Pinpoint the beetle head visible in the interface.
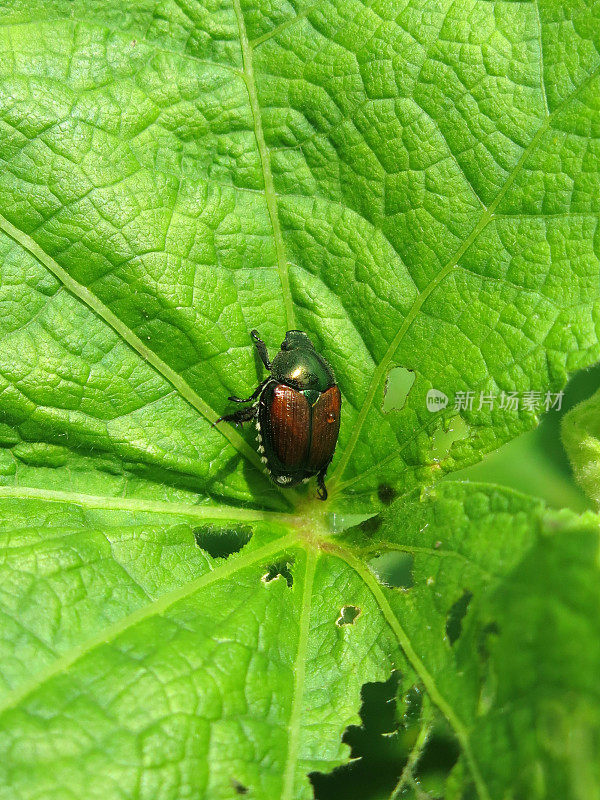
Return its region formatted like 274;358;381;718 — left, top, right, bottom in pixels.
281;330;314;351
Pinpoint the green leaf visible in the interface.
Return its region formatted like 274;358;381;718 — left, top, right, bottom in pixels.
0;0;598;507
339;484;600;800
0;495;398;799
1;483;598;799
0;0;599;798
471;512;600;800
563;385;600;509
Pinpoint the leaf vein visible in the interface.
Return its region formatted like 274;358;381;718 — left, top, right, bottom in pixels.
0;532;297;717
0;486;297;524
337;547;492;800
233;0;296;330
533;0;550;116
251;4;320;49
329;61;600;487
0;213;270;481
281;548;317;800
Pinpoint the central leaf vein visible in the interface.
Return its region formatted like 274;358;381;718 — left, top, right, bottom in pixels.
233;0;296;332
0;486;298;524
282;548;317;799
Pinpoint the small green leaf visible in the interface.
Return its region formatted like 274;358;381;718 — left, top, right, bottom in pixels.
563;386;600;509
471;512;600;800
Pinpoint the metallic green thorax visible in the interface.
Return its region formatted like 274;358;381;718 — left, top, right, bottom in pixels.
271;331;335;392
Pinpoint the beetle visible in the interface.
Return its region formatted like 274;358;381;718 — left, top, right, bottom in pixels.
215;329;341;500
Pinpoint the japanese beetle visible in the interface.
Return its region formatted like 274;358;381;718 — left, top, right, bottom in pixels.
216;330;341;500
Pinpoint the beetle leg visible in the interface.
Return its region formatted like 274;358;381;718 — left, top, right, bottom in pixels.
250;329;272;370
227;379;268;404
214;404;257;429
316;469;328;501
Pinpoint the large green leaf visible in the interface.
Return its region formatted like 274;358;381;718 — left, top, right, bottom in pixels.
0;0;599;797
0;0;598;506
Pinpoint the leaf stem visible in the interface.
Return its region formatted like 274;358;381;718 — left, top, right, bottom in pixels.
390;698;431;800
0;486;299;525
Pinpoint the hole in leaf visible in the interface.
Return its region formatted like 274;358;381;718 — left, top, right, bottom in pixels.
336;605;361;626
369;552;414;589
262;558;294;587
377;484;397;506
359;514;382;534
382;367;415;412
431;416;469;459
445;590;473;645
193;524;252;559
231;779;248;795
415;721;461;782
478;620;500;661
347;672;400;739
311;673;461;799
310;672;404;800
